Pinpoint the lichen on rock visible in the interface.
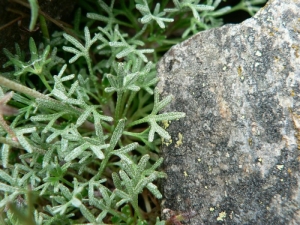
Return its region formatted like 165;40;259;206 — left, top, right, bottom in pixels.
158;0;300;224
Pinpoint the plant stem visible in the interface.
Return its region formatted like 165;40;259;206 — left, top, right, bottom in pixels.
122;91;136;118
86;57;102;99
0;136;46;154
61;178;74;188
0;116;16;140
132;196;143;220
0;75;96;129
0;75;50;100
86;58;94;77
93;152;112;180
114;91;123;124
39;73;53;92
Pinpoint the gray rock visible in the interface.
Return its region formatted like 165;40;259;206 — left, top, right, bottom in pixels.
157;0;300;224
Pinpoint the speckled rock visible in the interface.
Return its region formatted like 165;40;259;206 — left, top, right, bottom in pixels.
157;0;300;224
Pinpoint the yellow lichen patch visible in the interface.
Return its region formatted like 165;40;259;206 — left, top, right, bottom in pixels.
210;207;215;212
197;158;201;162
291;90;295;97
217;211;226;221
292;44;299;58
184;171;188;177
276;165;284;170
248;138;253;146
237;66;242;76
257;157;262;163
292;113;300;150
163;138;172;146
282;135;293;148
175;132;183;147
162;120;170;129
293;26;300;34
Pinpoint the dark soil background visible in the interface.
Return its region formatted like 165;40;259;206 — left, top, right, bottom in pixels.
0;0;266;72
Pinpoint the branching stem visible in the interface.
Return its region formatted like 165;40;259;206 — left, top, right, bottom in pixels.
0;75;50;100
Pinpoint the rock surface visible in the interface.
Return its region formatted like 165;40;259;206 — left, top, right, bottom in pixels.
157;0;300;224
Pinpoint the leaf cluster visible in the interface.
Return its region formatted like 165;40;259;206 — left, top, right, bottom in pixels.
0;0;266;224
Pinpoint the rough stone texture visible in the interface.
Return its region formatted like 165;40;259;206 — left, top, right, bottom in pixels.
157;0;300;224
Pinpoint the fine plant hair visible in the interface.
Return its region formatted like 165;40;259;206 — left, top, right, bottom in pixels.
0;0;266;224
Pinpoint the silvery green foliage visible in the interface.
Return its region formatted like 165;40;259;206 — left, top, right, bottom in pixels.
136;0;174;28
164;0;215;21
0;0;266;224
0;31;174;225
129;88;185;142
3;38;64;91
63;27;100;64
